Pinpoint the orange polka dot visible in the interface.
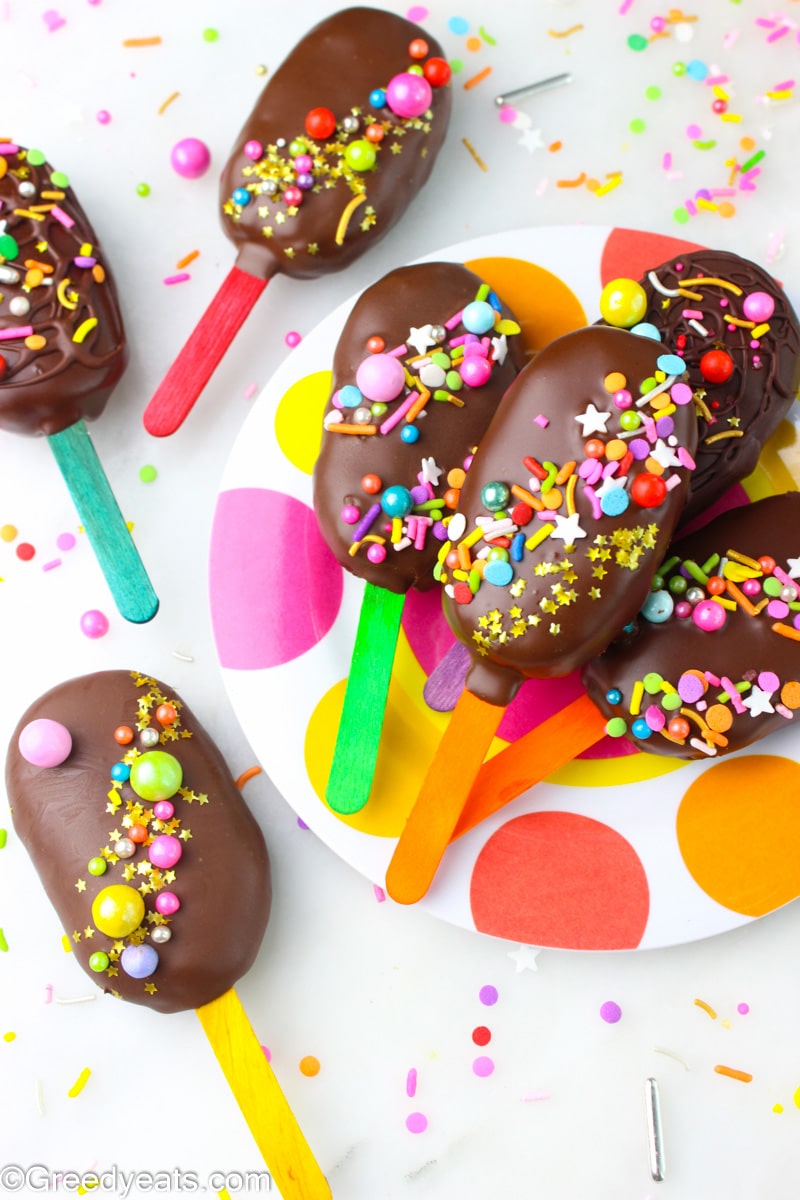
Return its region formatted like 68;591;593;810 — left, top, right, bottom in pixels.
299;1055;320;1077
740;136;756;152
470;812;649;949
466;35;482;51
676;756;800;916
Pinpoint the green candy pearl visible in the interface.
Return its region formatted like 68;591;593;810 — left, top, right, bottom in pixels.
129;750;183;803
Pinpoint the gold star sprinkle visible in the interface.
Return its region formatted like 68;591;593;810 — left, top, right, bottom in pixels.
83;926;94;939
144;983;158;995
75;879;86;893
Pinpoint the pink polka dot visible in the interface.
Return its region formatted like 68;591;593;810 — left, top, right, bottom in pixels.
210;488;343;669
471;812;649;949
473;1056;495;1077
406;1111;428;1133
686;124;703;139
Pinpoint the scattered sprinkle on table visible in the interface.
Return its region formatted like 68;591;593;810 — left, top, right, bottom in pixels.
67;1067;92;1097
479;984;498;1006
600;1000;622;1023
405;1111;428;1133
714;1064;752;1083
299;1055;320;1077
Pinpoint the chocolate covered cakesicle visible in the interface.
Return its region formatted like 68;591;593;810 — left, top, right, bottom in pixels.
584;492;800;759
0;142;158;622
386;324;698;903
314;261;523;813
144;6;452;436
8;670;330;1198
636;249;800;525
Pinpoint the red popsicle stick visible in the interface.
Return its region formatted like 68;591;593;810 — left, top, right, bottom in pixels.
453;692;607;839
385;690;505;905
143;266;270;436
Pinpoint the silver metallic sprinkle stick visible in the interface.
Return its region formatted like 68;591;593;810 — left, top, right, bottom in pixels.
645;1077;666;1182
494;72;573;107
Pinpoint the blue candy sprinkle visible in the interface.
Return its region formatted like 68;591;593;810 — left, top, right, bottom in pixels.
686;59;708;81
511;532;525;562
232;187;251;207
605;688;622;705
448;15;469;34
484;560;514;587
631;718;652;739
657;353;687;376
630;322;661;341
400;425;420;444
110;762;131;782
640;589;675;623
339;384;363;408
600;487;630;517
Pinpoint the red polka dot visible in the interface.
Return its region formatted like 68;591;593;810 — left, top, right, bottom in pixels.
16;543;35;561
470;812;649;949
472;1026;492;1046
600;228;701;288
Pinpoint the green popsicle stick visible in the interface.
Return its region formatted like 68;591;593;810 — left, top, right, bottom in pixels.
48;420;159;624
325;582;405;814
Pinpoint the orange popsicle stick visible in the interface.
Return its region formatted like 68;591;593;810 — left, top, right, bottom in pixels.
385;690;505;905
453;692;607;840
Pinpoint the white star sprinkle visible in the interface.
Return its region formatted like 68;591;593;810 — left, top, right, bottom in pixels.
406;324;437;355
594;474;627;502
787;556;800;579
574;403;612;437
648;438;682;470
491;333;508;365
508;945;541;973
743;685;775;718
420;456;443;486
518;128;544;153
551;512;587;543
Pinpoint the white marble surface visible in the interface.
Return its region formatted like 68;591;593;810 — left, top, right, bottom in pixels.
1;2;800;1197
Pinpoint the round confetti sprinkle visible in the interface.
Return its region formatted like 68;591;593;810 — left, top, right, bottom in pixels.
16;543;35;561
449;59;464;74
406;1112;428;1133
600;1001;622;1024
299;1055;320;1077
645;85;662;100
737;1003;750;1015
3;1032;16;1043
96;110;111;124
472;1026;492;1046
0;524;17;542
499;105;517;123
479;984;498;1006
627;33;648;51
136;183;151;197
285;330;302;348
80;609;109;639
406;7;429;21
473;1056;495;1077
673;207;690;225
629;118;646;134
202;27;219;41
56;532;76;551
448;15;469;35
139;465;157;483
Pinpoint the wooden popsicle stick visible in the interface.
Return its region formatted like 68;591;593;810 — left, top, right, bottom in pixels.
47;420;159;624
422;642;470;713
197;988;332;1200
326;582;405;814
385;690;505;905
143;266;269;437
453;692;607;839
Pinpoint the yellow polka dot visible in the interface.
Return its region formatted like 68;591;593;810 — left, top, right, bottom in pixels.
3;1032;16;1043
677;757;800;916
465;257;587;356
274;370;331;475
299;1055;320;1077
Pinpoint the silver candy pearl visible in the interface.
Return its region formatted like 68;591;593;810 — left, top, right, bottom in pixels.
430;324;446;344
139;728;160;748
150;926;172;944
114;838;136;860
352;406;373;425
780;585;797;602
342;115;360;134
262;179;278;196
18;181;36;197
276;137;286;148
686;586;705;606
9;297;30;317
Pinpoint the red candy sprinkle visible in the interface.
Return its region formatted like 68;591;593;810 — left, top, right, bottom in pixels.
453;582;473;605
156;703;178;726
472;1026;492;1046
114;726;134;745
365;123;385;143
511;502;533;525
667;717;691;740
423;57;452;88
305;107;336;140
707;575;726;595
631;472;667;508
408;37;429;58
584;439;605;459
758;555;776;575
361;473;382;494
0;354;7;379
699;348;734;384
129;824;148;844
366;336;385;354
16;542;35;561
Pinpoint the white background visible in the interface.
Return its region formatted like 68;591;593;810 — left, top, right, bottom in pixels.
1;2;800;1198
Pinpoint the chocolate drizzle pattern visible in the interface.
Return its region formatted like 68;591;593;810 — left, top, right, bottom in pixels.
638;249;800;525
584;493;800;760
0;142;126;436
441;326;699;707
313;262;524;594
219;8;451;282
7;671;271;1015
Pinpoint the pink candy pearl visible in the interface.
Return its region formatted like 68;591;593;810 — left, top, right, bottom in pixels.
741;578;761;596
153;800;175;820
742;291;775;323
356;353;405;402
614;389;632;409
385;72;433;119
170;137;211;179
244;139;263;160
341;504;360;524
692;598;727;632
18;718;72;768
148;834;183;869
80;609;109;638
293;154;313;173
155;891;181;916
460;357;492;388
367;543;387;564
675;601;692;619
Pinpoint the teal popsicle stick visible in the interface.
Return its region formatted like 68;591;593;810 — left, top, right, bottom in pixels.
48;420;159;624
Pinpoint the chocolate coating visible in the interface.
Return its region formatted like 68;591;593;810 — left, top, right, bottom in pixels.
313;262;524;594
637;250;800;525
7;671;271;1014
583;493;800;760
219;8;451;282
443;326;699;707
0;144;126;436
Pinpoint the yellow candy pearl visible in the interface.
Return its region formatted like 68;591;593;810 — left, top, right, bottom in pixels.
91;885;145;938
599;278;648;328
